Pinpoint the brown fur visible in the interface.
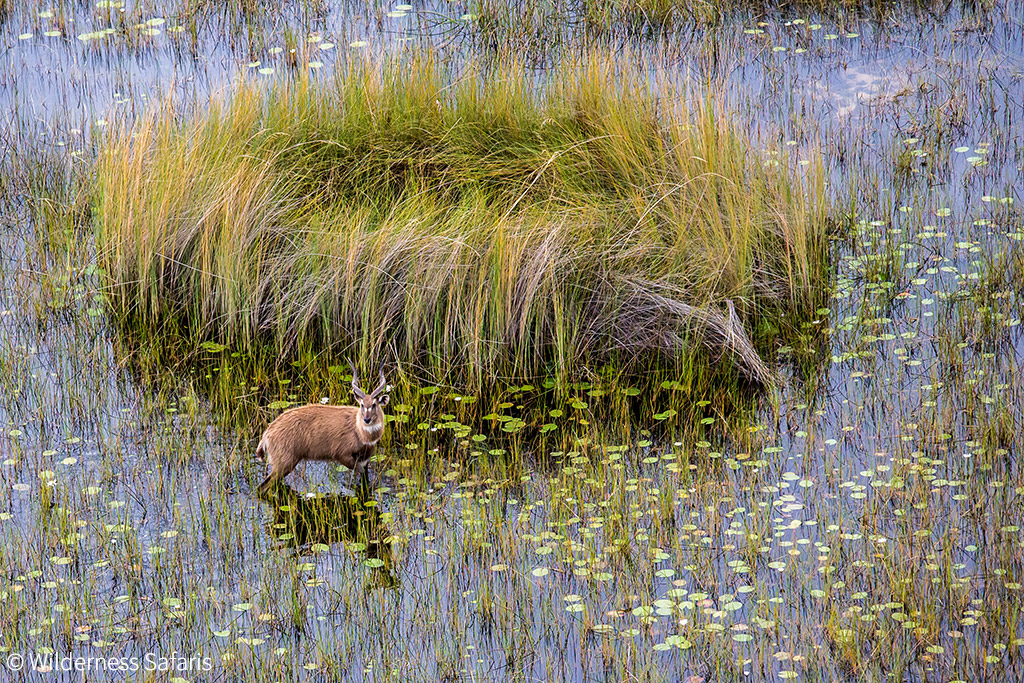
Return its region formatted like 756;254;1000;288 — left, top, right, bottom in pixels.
256;398;387;494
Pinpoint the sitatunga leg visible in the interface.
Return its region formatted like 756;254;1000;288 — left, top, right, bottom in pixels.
257;460;297;495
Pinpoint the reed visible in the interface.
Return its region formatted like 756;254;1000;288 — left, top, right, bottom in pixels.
94;54;830;392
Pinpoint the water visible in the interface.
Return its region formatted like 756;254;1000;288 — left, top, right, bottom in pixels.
1;2;1022;681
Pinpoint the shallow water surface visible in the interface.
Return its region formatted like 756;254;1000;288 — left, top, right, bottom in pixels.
1;2;1023;681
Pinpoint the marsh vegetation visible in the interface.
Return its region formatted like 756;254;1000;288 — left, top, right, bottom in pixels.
1;1;1022;682
95;57;829;392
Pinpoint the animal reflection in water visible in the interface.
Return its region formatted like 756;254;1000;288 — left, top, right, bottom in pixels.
261;483;397;588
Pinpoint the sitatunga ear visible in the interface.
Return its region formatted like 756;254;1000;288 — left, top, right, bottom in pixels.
378;394;390;406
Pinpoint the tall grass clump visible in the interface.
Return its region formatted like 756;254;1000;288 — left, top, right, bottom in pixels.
93;55;830;394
